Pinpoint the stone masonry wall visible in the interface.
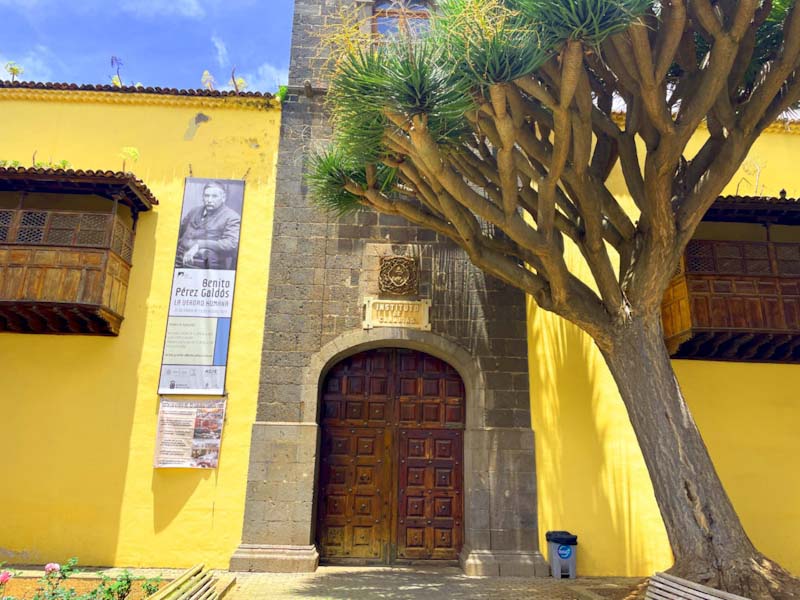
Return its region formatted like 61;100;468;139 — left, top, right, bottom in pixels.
231;0;545;576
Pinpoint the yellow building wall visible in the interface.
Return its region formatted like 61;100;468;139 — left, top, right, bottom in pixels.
529;128;800;577
0;90;280;568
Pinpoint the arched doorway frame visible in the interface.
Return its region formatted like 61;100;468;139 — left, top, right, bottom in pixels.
300;328;486;429
302;327;494;572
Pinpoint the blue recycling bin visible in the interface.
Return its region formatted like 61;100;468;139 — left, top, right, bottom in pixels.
546;530;578;579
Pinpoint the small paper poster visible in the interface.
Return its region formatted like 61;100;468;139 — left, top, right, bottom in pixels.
154;398;226;469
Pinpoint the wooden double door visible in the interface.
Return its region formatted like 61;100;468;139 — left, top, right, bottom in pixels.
316;348;465;564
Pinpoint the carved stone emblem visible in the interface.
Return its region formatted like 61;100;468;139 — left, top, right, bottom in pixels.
379;256;419;296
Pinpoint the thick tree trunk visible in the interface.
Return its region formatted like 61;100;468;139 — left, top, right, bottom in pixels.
600;314;800;599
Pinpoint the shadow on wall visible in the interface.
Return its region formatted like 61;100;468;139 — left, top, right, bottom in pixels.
151;469;214;533
673;360;800;573
0;211;158;567
430;244;491;355
527;299;673;577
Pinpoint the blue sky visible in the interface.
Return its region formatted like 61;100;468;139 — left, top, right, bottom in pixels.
0;0;294;92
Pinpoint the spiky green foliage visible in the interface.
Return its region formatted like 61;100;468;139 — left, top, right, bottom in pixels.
329;38;475;166
432;0;551;84
328;46;392;163
320;34;476;213
307;148;367;215
308;147;397;216
382;39;475;123
511;0;651;46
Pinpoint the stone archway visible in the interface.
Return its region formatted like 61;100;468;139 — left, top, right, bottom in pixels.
231;327;548;577
301;328;487;429
304;328;547;576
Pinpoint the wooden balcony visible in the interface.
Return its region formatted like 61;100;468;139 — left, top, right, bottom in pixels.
0;208;135;335
662;239;800;362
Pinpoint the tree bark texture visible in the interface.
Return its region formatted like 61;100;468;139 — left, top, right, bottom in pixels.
600;314;800;599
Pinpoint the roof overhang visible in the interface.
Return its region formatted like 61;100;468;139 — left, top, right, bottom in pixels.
704;195;800;226
0;167;158;213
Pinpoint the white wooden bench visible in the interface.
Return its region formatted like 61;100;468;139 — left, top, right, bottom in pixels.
646;572;751;600
149;564;235;600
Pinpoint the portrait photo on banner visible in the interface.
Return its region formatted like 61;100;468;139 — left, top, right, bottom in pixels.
174;178;245;271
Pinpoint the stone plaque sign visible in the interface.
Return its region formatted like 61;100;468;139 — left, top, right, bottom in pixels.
363;297;431;330
379;256;419;296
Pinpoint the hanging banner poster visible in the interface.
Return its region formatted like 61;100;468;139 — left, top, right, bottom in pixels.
158;178;245;395
154;398;226;469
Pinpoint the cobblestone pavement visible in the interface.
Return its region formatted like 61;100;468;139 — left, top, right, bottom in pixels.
225;566;645;600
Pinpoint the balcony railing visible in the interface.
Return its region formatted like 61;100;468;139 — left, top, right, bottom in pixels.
0;208;135;335
662;240;800;362
0;208;134;262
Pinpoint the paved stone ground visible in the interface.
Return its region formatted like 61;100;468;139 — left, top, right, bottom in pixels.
6;565;646;599
225;566;645;600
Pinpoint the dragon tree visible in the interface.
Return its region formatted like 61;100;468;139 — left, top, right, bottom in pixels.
309;0;800;596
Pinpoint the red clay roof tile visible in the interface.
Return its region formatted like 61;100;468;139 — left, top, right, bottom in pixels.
0;80;273;99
